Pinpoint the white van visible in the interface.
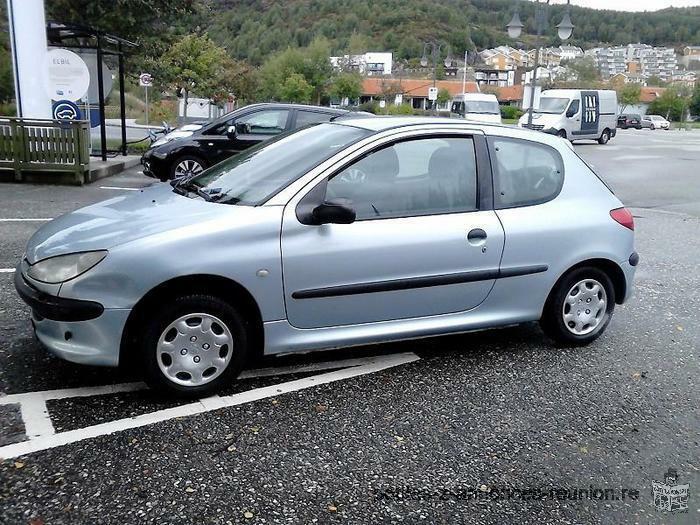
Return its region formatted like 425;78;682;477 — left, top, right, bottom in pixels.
518;89;618;144
450;93;502;124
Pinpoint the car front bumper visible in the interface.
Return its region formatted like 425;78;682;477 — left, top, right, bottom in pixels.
15;270;128;367
141;149;170;179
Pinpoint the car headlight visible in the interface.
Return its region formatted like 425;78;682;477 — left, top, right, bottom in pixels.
27;251;108;284
152;130;194;148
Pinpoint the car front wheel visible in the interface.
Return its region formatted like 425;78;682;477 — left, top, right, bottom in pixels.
142;294;248;398
170;155;207;180
540;267;615;346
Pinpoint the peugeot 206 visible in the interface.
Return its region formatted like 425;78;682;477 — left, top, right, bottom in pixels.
15;118;638;397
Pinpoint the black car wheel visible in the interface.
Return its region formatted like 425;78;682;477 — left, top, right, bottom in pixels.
170;155;207;180
540;266;615;346
142;294;248;398
598;129;610;145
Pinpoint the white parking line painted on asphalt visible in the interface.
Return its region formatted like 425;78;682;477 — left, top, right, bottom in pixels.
0;218;52;222
99;186;142;191
0;269;16;273
0;352;420;458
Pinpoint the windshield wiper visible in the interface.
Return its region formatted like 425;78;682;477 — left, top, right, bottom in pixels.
172;179;215;201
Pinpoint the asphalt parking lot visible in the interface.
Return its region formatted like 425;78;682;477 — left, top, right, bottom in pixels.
0;129;698;524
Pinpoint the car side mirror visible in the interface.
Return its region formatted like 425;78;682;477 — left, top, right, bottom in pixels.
313;199;356;225
226;125;237;139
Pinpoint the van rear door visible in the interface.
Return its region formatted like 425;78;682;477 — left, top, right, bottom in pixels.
580;91;600;137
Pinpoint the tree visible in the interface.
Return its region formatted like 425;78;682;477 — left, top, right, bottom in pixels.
646;75;667;87
648;87;688;121
562;57;600;83
329;73;362;104
689;84;700;116
437;88;451;106
160;34;232;118
278;73;313;103
46;0;204;75
258;37;334;103
617;83;642;114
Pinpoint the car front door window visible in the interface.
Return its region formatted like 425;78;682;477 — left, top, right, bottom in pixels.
326;137;478;220
236;110;290;135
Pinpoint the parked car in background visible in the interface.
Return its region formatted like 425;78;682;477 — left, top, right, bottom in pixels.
450;93;502;124
519;89;618;144
642;114;670;130
141;103;352;180
17;118;637;398
617;114;642;129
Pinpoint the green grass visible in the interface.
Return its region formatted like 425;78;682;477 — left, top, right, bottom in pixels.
502;118;518;125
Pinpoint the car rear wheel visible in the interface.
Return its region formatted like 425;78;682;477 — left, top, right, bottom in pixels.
598;129;610;144
540;267;615;346
556;129;567;139
142;294;248;398
170;155;206;180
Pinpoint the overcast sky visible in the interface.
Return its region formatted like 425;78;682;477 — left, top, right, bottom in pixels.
547;0;699;10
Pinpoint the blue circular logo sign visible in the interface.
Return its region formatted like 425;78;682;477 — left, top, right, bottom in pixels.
52;100;82;121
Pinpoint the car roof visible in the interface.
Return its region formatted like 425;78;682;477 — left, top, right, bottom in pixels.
236;102;347;114
332;116;570;150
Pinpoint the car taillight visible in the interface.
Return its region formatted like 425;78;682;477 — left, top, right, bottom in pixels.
610;207;634;230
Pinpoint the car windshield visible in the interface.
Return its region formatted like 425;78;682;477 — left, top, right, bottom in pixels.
183;123;370;205
537;97;570;114
464;100;500;114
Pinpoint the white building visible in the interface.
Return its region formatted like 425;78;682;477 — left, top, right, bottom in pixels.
559;45;584;62
587;44;678;81
330;52;393;76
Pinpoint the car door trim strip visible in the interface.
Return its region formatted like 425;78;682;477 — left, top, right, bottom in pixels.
291;264;548;299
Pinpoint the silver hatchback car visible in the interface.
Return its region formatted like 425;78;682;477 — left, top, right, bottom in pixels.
16;118;638;397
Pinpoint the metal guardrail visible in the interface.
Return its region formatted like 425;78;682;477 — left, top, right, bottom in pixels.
0;117;90;184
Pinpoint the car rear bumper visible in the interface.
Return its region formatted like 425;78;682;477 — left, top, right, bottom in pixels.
619;252;639;304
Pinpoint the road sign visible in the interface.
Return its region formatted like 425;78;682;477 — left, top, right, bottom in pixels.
428;87;438;101
45;49;90;102
52;100;82;121
139;73;153;87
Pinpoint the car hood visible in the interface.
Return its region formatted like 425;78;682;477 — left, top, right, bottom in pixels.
25;184;239;264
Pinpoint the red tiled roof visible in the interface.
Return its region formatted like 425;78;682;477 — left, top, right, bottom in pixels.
491;85;524;102
640;86;666;103
361;78;479;97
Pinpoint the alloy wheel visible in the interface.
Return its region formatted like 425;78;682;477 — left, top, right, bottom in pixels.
174;159;204;179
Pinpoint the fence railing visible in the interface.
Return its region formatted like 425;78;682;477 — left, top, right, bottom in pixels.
0;117;90;184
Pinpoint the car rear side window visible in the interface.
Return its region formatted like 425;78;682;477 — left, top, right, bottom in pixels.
491;137;564;209
295;110;334;128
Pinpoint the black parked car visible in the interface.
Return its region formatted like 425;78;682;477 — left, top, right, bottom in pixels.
617;114;643;129
142;103;352;180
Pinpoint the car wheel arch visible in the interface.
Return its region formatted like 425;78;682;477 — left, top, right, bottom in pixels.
546;258;627;310
119;274;264;367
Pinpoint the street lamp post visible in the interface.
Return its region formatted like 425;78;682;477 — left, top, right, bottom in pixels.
507;0;574;127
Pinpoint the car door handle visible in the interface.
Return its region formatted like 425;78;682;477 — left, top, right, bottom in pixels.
467;228;487;246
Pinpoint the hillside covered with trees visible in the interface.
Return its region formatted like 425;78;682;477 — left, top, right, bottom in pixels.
207;0;700;64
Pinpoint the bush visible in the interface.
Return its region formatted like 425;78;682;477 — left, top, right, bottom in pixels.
358;101;380;114
0;102;16;116
500;105;523;120
384;103;415;115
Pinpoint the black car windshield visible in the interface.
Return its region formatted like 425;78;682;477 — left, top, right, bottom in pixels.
536;97;570;114
185;124;370;205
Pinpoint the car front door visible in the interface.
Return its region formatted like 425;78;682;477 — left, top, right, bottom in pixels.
280;132;505;329
199;108;291;164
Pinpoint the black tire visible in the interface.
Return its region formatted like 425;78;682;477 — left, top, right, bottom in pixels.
597;129;610;145
556;129;567;139
168;155;207;180
540;266;615;346
650;124;655;130
142;294;248;398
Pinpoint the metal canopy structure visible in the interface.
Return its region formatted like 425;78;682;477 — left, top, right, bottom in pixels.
46;21;137;161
